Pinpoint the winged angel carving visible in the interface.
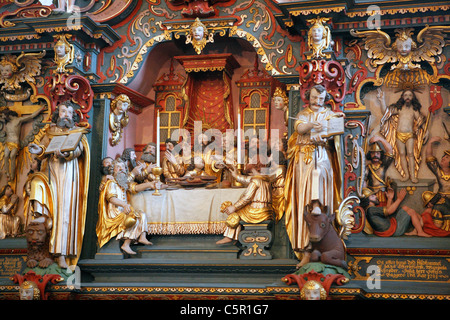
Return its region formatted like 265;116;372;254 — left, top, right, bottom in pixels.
350;25;450;71
0;51;45;94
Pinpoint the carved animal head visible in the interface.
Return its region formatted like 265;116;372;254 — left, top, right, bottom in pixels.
304;202;334;242
305;213;335;242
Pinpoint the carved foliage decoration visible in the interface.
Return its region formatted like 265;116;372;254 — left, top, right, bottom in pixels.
299;59;346;110
44;74;93;127
12;270;62;300
101;1;301;84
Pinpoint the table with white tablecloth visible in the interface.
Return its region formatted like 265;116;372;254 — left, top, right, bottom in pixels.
130;187;245;235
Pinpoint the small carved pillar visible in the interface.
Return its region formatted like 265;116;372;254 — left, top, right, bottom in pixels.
238;220;274;260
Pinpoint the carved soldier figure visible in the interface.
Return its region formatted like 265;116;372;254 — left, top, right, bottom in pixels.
424;136;450;196
360;187;430;237
364;135;394;206
421;191;450;237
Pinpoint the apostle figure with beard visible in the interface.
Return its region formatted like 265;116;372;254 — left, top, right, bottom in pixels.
139;142;158;182
284;84;343;265
28;101;90;268
97;158;154;255
99;156;114;190
162;138;185;180
122;147;138;173
122;147;153;183
140;142;156;165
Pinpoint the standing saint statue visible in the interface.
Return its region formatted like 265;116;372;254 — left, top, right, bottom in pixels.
379;89;428;183
28;100;90;269
284;84;343;264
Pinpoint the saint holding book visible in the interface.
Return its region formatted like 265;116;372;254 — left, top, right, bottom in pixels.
284;84;343;266
28;100;90;269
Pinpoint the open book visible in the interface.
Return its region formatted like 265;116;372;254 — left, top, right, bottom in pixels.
310;116;344;139
45;132;82;154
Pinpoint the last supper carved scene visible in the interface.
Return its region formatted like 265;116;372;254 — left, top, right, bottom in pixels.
0;0;448;302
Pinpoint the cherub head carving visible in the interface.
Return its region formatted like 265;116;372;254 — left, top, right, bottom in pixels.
272;87;289;127
0;52;45;92
300;280;327;300
392;28;417;57
272;87;288;111
53;34;74;73
306;17;333;59
0;56;18;80
186;18;213;55
351;25;450;70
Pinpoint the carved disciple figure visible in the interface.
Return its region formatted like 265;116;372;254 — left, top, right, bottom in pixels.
28;101;90;268
379;89;427;183
109;94;131;146
97;159;153;255
162;138;185;179
306;17;333;59
216;162;273;244
0;184;20;239
272;87;289;128
284;84;343;264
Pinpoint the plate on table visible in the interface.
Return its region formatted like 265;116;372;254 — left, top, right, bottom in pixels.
179;181;210;188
